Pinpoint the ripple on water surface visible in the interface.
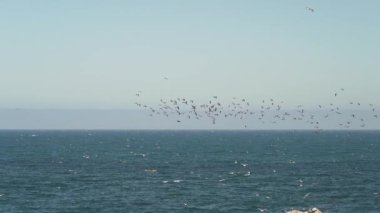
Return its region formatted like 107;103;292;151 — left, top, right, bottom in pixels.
0;130;380;212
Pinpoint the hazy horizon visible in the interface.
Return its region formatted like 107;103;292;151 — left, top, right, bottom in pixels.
0;108;378;130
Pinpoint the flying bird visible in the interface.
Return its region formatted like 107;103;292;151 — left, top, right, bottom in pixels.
306;7;315;12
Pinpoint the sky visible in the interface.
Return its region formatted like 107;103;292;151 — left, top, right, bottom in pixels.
0;0;379;129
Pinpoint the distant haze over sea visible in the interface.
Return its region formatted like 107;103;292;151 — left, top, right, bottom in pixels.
0;109;378;130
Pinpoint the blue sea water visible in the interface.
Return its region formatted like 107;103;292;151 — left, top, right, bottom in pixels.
0;130;380;212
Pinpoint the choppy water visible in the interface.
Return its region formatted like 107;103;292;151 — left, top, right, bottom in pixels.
0;130;380;212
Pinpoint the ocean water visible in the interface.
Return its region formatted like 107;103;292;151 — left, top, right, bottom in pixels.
0;130;380;213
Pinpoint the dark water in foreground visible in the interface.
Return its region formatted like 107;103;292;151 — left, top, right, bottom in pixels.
0;130;380;212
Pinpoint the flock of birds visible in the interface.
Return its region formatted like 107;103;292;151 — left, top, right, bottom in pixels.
134;80;378;130
133;7;380;130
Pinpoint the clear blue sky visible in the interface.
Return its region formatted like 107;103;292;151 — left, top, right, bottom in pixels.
0;1;379;129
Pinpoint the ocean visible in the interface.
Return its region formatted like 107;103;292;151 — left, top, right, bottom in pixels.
0;130;379;212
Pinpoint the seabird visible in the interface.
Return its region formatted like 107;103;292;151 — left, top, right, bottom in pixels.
306;7;315;12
